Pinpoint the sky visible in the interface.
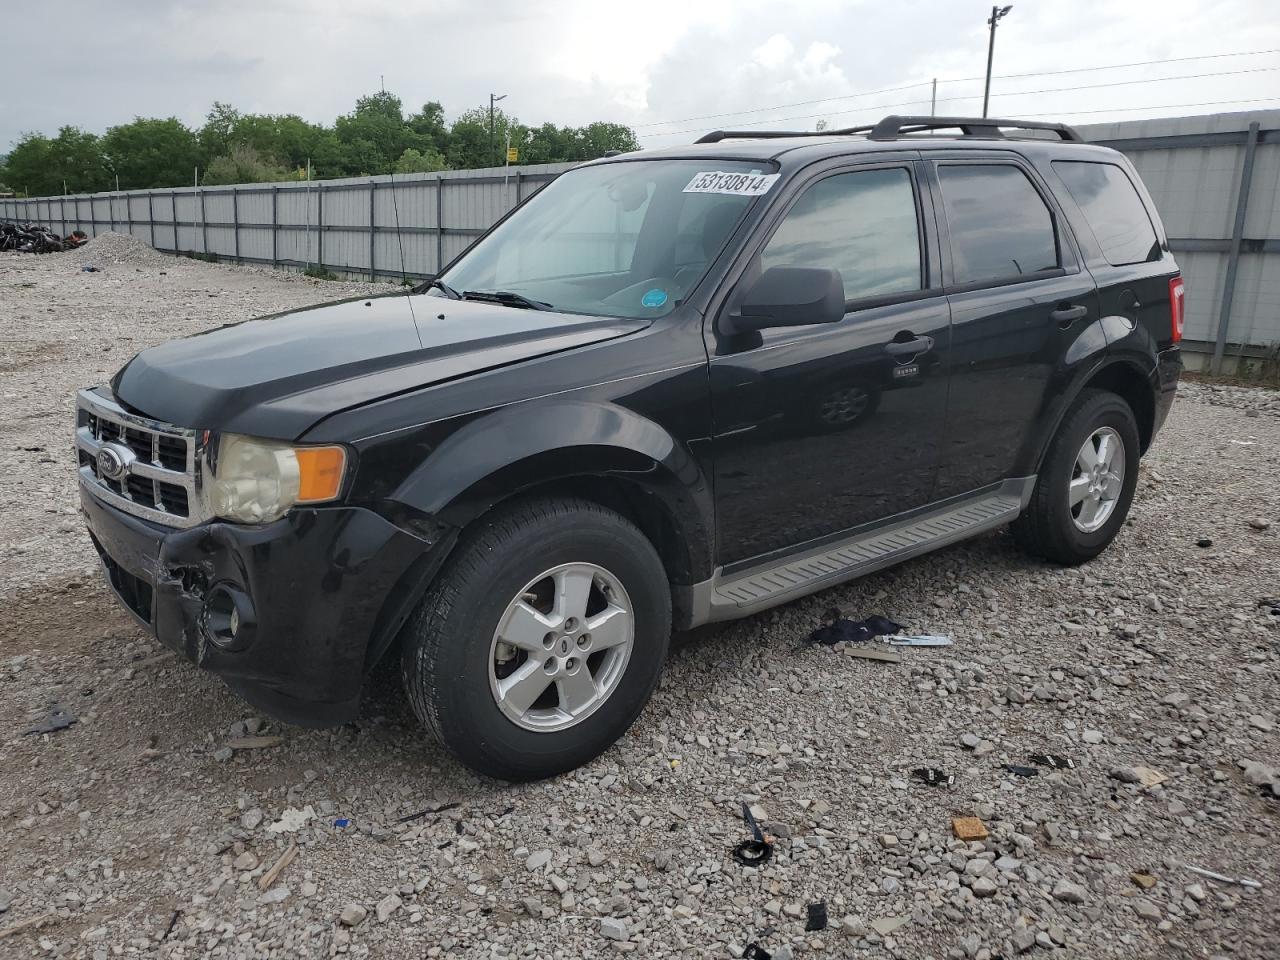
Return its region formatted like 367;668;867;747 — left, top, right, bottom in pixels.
3;0;1280;152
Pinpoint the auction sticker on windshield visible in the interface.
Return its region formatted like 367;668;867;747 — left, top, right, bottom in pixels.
683;171;780;196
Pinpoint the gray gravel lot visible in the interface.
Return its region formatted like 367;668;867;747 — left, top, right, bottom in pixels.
1;236;1278;959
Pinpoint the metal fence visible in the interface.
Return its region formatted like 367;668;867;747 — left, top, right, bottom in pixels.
0;162;575;282
4;110;1280;373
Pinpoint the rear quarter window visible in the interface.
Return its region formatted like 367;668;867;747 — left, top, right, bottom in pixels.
1052;160;1160;267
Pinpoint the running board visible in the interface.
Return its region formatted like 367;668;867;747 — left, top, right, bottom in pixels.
687;478;1033;626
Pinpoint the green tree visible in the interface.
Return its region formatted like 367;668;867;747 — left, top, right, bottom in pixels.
198;101;241;160
202;144;290;185
101;117;202;189
334;91;430;174
393;146;447;174
407;101;450;155
446;106;519;169
576;122;639;158
1;127;109;196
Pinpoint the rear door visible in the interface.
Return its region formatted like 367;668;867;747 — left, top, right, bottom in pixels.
1048;157;1180;349
707;157;952;567
923;155;1099;500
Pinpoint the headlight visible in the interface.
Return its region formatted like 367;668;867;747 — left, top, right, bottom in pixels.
206;433;347;524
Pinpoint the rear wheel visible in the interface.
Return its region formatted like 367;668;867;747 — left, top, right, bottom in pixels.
401;498;670;781
1012;389;1140;565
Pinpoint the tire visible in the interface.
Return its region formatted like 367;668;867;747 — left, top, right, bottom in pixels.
400;497;671;781
1012;389;1141;565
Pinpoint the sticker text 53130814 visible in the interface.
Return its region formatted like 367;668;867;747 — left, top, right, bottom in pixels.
683;171;780;197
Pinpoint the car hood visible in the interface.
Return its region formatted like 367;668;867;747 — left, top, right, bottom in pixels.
111;293;649;439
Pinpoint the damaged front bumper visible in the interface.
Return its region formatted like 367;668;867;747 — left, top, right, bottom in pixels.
79;483;439;726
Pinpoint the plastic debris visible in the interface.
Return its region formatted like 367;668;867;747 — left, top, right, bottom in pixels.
225;736;283;750
912;767;955;788
266;806;315;833
1196;538;1213;548
952;816;989;841
333;818;351;829
809;615;903;646
885;634;953;647
845;646;902;663
1184;864;1262;889
805;902;829;932
742;944;772;959
24;704;77;736
1030;753;1075;770
80;264;100;272
731;801;774;867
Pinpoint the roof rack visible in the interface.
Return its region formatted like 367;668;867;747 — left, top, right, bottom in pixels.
695;114;1084;144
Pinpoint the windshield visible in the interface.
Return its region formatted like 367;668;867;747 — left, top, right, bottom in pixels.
437;159;777;319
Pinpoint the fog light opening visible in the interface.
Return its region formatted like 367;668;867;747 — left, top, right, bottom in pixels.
204;584;255;652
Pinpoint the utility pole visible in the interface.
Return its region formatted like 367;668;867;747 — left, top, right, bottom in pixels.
983;5;1012;118
489;92;507;167
930;77;937;116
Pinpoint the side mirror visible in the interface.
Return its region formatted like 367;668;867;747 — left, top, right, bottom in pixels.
730;266;845;333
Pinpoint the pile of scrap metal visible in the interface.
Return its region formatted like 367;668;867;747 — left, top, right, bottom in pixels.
0;223;88;253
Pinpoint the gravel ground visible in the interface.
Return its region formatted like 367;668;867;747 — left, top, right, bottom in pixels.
1;236;1278;960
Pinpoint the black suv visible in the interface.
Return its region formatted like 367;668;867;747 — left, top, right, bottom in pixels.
76;116;1183;780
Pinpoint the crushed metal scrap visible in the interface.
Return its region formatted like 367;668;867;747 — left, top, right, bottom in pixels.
0;223;89;253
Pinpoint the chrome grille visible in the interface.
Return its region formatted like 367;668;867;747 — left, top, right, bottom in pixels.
75;388;206;528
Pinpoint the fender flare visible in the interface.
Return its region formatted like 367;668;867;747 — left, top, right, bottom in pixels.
389;399;714;582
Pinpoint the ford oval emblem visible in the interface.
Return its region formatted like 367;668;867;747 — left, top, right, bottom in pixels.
97;446;126;480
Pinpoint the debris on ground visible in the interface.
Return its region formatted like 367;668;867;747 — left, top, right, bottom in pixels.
0;223;88;254
395;801;460;823
1131;871;1158;889
1030;753;1074;770
809;615;903;645
868;916;909;936
805;902;828;931
23;703;77;735
1110;765;1168;788
266;806;315;833
912;767;954;788
0;911;56;940
258;843;298;891
952;816;989;841
1184;865;1263;889
844;646;903;663
885;634;953;646
731;802;774;866
742;943;772;959
225;735;283;750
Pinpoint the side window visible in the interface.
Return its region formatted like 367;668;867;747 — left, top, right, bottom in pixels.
936;164;1059;285
760;167;922;301
1053;160;1159;266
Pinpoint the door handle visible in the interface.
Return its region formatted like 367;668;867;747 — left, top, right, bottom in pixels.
1050;304;1088;326
885;334;934;357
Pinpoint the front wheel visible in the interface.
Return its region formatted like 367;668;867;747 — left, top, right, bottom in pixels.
400;498;671;781
1012;389;1141;565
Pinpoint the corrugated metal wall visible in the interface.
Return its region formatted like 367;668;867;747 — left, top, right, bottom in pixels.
4;111;1278;370
0;163;574;280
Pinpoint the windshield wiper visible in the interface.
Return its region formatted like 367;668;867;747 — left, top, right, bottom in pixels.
413;277;462;298
462;290;554;311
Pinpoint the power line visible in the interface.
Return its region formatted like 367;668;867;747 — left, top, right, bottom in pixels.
1007;96;1280;118
634;46;1280;133
639;66;1280;140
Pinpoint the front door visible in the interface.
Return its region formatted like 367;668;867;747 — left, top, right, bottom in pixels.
707;160;952;568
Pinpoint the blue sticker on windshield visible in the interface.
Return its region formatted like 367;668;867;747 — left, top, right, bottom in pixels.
641;288;668;308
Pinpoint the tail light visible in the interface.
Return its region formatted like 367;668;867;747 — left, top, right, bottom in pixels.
1168;275;1185;343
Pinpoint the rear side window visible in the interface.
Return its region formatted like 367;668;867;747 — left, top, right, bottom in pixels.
1053;160;1160;266
936;164;1059;285
760;167;922;301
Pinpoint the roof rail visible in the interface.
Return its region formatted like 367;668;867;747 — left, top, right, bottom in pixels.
866;115;1083;142
695;114;1083;145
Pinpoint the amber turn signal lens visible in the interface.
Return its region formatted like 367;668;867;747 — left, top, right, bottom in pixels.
294;446;347;503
